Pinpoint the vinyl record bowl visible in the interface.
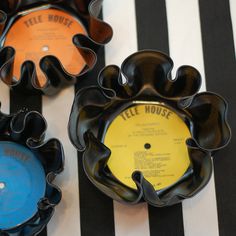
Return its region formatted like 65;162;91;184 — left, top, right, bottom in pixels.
0;0;113;96
68;50;231;207
0;103;64;235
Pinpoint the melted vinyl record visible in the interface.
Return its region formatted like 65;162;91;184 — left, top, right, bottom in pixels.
4;8;87;87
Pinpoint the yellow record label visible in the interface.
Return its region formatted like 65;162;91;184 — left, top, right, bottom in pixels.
104;104;191;190
4;8;87;87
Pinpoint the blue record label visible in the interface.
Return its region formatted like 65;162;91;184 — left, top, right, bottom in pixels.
0;141;46;230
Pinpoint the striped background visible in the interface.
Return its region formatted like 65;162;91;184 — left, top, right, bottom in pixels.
1;0;236;235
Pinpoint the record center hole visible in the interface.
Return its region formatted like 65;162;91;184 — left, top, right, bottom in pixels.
42;45;49;52
144;143;151;150
0;182;5;190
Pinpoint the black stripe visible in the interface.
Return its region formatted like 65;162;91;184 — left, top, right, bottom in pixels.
10;92;42;113
135;0;169;53
135;0;184;235
74;12;115;236
149;205;184;236
199;1;236;235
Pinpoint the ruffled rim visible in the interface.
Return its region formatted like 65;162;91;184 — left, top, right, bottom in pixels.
0;102;64;234
68;50;231;206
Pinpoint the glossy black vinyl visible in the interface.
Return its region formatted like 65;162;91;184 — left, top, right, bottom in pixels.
0;102;64;236
68;50;231;206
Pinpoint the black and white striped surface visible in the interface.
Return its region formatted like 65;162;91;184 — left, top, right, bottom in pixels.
1;0;236;235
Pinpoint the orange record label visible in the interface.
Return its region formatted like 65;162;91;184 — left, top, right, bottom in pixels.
4;8;87;87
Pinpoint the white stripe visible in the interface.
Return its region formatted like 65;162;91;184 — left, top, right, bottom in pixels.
166;0;219;236
113;203;150;236
103;1;150;236
43;88;81;236
230;0;236;57
0;84;9;113
103;0;138;65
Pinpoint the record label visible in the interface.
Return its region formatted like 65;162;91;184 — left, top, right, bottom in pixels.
4;8;87;87
0;142;46;230
104;104;191;190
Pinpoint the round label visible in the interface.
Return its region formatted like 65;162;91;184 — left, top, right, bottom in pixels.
0;142;46;230
4;8;87;87
104;104;191;190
